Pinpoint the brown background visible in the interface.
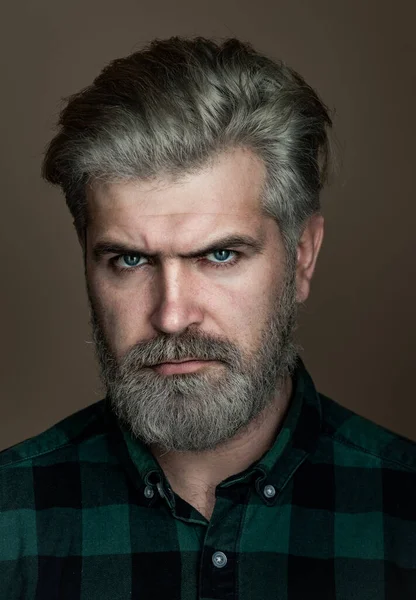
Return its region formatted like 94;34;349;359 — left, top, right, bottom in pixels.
1;0;415;451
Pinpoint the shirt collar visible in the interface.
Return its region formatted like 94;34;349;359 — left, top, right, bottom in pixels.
250;355;322;504
104;355;322;507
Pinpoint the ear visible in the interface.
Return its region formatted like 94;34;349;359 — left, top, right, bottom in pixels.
295;214;324;304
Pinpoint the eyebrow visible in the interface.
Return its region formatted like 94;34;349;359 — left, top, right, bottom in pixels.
92;234;266;262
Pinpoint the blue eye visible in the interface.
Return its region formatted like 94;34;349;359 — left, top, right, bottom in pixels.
208;250;234;263
123;255;140;267
117;254;146;269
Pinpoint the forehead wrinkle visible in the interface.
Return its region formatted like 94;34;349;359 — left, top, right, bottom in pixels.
92;181;262;214
104;208;262;238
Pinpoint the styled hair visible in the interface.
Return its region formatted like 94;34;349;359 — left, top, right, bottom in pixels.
42;36;333;253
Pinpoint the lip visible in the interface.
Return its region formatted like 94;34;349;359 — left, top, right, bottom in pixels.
151;359;217;375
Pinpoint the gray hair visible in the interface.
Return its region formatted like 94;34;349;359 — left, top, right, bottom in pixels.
42;36;333;253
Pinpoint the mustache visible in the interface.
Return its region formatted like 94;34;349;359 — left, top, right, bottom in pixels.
104;329;244;371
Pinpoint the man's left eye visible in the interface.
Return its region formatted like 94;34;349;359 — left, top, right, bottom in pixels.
207;250;234;262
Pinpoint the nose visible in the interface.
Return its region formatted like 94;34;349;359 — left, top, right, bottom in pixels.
149;261;204;335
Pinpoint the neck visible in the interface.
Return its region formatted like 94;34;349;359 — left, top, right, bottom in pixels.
151;375;293;520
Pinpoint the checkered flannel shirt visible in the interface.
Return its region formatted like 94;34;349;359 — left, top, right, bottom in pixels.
1;357;416;599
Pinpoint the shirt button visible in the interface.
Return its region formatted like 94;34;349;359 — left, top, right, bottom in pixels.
144;485;154;499
212;551;228;568
264;484;276;498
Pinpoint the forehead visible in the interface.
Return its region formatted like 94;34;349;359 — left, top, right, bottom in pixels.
86;148;269;247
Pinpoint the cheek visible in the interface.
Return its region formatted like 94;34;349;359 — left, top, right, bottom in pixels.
88;274;148;353
223;271;278;350
109;295;153;354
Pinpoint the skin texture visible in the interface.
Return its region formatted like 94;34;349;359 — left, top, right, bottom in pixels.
84;147;324;518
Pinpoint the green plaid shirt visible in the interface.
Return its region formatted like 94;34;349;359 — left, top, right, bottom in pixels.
1;358;415;599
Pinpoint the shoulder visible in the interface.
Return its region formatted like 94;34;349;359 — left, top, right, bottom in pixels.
318;393;416;472
0;400;108;470
0;400;115;569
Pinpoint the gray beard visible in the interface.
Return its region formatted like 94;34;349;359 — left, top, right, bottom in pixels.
88;266;299;452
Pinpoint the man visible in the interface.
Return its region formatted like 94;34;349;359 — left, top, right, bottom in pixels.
1;36;415;600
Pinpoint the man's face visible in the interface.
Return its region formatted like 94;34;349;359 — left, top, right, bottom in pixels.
85;148;300;451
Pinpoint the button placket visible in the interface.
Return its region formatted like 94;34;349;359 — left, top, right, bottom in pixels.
199;483;250;599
